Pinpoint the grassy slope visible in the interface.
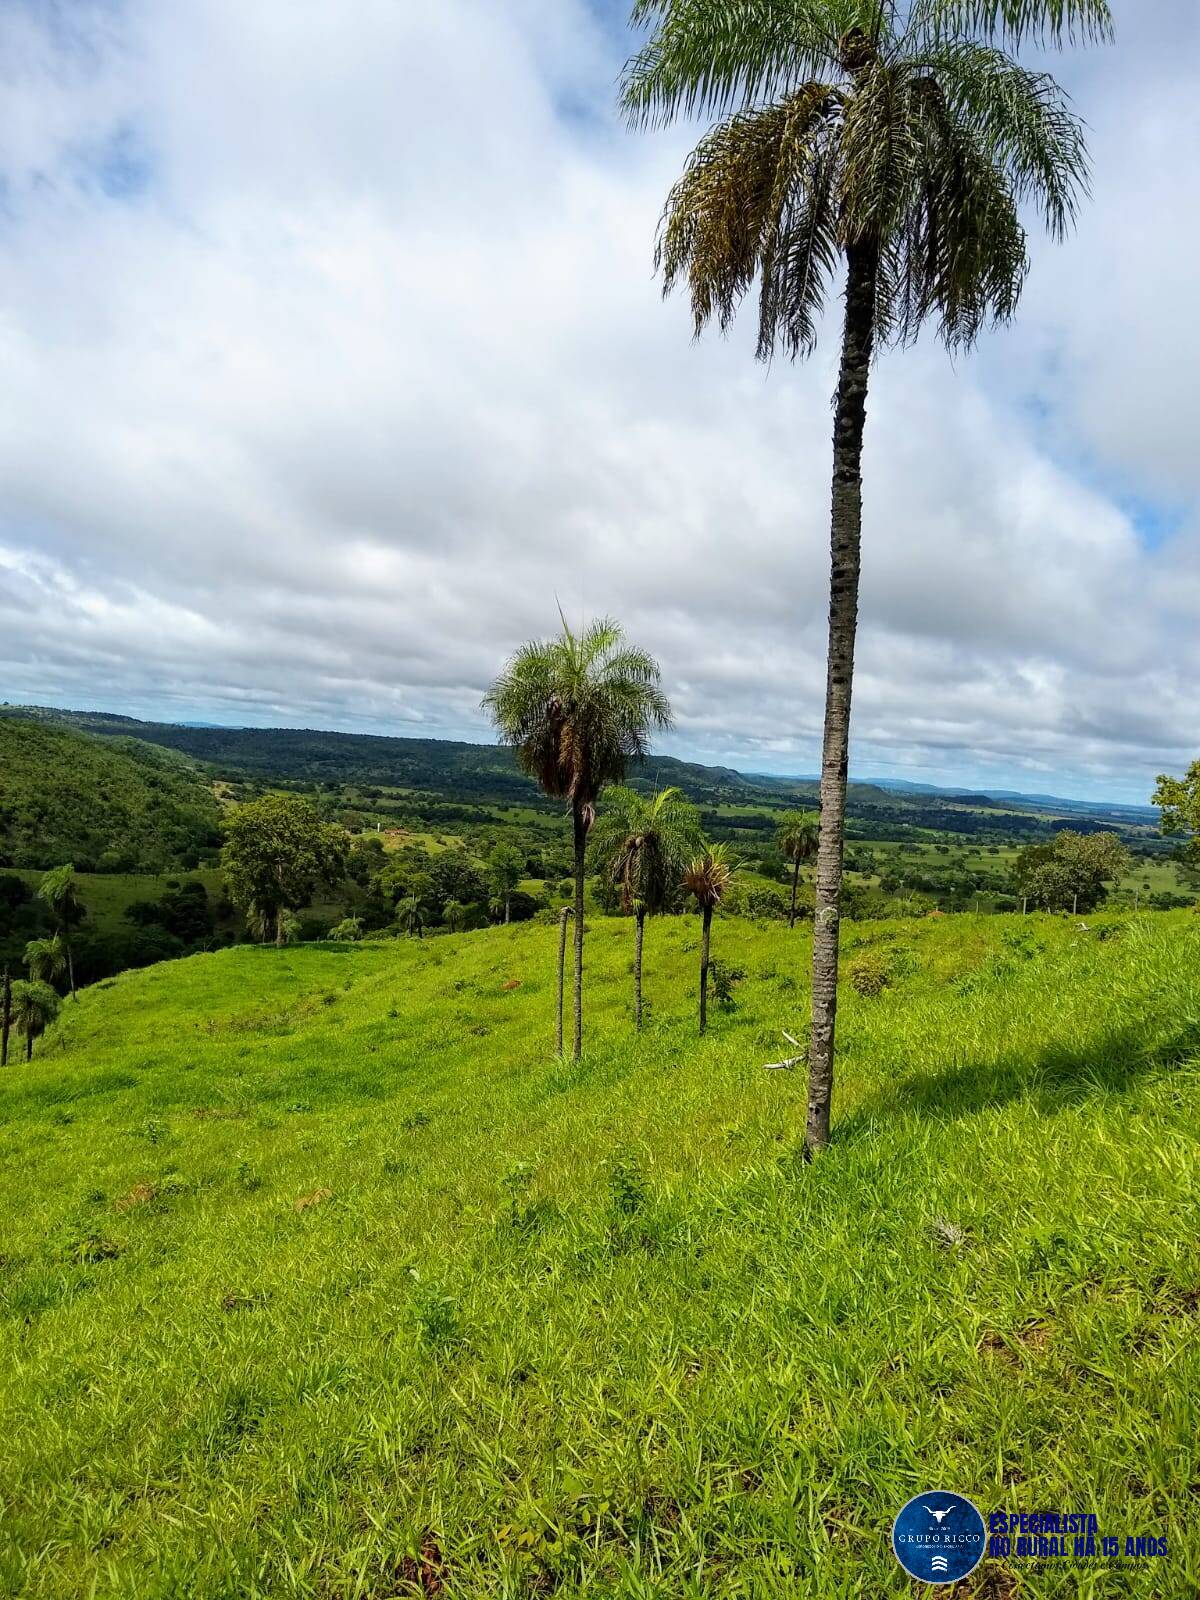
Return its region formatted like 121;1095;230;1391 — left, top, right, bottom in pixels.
1;912;1198;1598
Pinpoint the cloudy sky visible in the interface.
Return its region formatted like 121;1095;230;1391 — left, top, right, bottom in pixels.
0;1;1196;803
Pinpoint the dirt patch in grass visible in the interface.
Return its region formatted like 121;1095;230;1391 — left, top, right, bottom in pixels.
394;1531;445;1595
978;1322;1051;1363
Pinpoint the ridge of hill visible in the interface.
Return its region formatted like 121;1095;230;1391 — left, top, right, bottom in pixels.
0;909;1196;1595
0;718;222;872
0;702;1154;831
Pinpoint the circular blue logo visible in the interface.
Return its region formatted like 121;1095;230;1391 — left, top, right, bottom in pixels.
892;1491;985;1585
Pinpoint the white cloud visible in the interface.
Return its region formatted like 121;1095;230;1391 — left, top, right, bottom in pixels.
0;0;1195;804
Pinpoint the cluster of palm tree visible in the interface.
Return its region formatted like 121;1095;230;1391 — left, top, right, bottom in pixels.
484;614;673;1061
0;967;60;1064
33;865;83;999
487;617;791;1050
0;863;83;1067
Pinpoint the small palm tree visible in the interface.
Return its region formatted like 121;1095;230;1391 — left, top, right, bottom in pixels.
11;980;60;1061
484;615;672;1059
24;935;67;988
590;785;703;1029
776;811;820;929
37;864;85;999
487;844;525;925
683;843;737;1035
397;893;426;940
623;0;1107;1149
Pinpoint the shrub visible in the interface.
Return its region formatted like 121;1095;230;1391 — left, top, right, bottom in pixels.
746;888;789;921
849;952;891;998
708;959;745;1008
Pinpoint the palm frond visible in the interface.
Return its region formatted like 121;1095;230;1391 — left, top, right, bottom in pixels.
658;85;843;357
922;41;1089;236
913;0;1113;47
898;69;1030;346
683;842;738;909
621;0;856;127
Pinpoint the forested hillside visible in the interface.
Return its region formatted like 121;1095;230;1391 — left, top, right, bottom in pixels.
0;720;222;873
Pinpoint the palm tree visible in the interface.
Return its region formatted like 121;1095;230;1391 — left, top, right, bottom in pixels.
11;980;60;1062
37;864;85;999
683;843;736;1034
1;967;11;1068
398;893;427;940
484;615;672;1060
487;844;525;925
589;785;704;1028
24;935;67;988
556;905;573;1057
776;811;820;928
622;0;1106;1150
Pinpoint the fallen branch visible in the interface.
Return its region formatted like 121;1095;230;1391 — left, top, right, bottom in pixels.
762;1030;806;1071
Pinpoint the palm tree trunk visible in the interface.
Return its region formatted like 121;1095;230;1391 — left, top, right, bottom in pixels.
1;968;10;1067
634;908;645;1031
505;894;511;925
65;925;76;1000
806;240;878;1154
699;904;712;1035
26;1034;33;1063
572;803;586;1061
789;857;800;929
275;908;285;947
556;905;571;1057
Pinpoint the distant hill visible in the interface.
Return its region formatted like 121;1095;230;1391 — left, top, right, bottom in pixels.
0;705;791;808
870;776;1159;822
0;701;1156;837
0;718;222;872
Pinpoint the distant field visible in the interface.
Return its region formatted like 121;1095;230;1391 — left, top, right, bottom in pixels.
10;868;361;945
1;910;1196;1597
12;868;227;930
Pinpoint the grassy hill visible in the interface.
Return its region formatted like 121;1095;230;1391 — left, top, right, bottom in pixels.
0;720;222;873
1;910;1197;1597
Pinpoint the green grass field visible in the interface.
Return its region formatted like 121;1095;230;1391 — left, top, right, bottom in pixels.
2;911;1198;1597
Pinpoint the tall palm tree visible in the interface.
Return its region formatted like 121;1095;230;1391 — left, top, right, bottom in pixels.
776;810;820;928
1;967;11;1068
589;785;703;1029
622;0;1107;1150
37;864;85;999
24;935;67;989
555;905;573;1057
683;843;736;1034
11;980;60;1062
484;616;672;1060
